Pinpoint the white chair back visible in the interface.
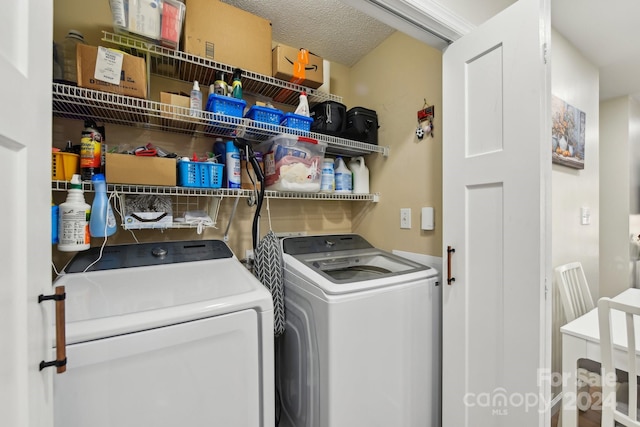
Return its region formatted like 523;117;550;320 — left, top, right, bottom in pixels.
555;262;594;322
598;297;640;427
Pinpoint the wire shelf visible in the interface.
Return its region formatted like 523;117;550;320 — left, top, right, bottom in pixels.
52;83;389;155
51;180;380;202
101;31;341;106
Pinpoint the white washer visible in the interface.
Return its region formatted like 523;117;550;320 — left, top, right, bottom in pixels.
51;240;274;427
278;234;440;427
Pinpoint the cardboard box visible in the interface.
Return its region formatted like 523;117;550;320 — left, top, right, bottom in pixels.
272;44;324;89
160;91;191;119
182;0;272;76
77;44;148;99
106;153;176;186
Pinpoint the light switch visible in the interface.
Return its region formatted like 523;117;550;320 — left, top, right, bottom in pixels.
421;207;434;230
400;208;411;229
581;207;591;225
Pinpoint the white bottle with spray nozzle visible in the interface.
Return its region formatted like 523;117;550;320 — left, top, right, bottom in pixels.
190;80;202;118
58;174;91;252
294;91;310;117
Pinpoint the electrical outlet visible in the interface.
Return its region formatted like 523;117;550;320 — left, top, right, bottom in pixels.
400;208;411;229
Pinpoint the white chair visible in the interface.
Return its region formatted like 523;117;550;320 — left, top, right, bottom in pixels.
598;297;640;427
555;262;599;410
555;261;594;322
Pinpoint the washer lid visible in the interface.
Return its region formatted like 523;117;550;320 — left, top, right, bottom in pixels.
53;241;273;344
282;234;435;292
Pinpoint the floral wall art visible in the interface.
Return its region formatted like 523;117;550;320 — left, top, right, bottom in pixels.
552;95;586;169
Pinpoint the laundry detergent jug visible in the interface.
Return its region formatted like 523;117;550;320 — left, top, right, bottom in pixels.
348;156;369;194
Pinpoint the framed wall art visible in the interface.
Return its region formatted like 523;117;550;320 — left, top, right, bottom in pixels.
552;95;586;170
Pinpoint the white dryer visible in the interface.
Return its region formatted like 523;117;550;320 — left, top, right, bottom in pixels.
51;240;274;427
278;234;440;427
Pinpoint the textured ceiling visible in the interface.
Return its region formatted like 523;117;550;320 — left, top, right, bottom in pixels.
223;0;640;101
221;0;396;67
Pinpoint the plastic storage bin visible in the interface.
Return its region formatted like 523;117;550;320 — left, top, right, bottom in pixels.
52;152;80;181
178;161;224;188
205;93;247;118
280;113;313;132
262;134;327;193
245;105;284;127
109;0;186;49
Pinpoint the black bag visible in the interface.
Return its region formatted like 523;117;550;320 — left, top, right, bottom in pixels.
310;101;346;135
342;107;379;145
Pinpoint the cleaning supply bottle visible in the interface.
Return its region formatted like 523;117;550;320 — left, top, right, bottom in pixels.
89;174;117;237
294;91;310;117
225;140;241;188
58;174;91;252
190;80;202;118
62;29;85;84
334;157;352;193
231;68;243;99
80;119;103;181
320;158;335;193
51;202;59;244
348;156;370;194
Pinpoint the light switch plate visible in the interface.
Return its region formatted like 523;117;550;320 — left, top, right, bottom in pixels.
400;208;411;229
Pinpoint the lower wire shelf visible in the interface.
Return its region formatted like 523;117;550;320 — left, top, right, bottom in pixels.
51;181;380;202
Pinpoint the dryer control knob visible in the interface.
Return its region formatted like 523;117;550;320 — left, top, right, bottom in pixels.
152;247;168;258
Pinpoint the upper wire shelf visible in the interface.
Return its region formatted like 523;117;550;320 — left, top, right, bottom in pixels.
101;31;341;106
52;83;389;156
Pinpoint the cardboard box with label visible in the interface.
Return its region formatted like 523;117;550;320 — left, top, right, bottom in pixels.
77;44;148;99
272;44;324;89
106;153;176;186
182;0;272;76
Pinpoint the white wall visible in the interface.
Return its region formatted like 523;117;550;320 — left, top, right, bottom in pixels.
550;29;599;399
601;96;640;296
551;29;600;297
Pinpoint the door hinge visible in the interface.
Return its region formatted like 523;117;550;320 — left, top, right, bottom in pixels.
543;43;548;65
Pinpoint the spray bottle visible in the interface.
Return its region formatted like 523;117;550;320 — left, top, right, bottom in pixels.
190;80;202;118
294;91;310;117
231;68;243;99
58;174;91;252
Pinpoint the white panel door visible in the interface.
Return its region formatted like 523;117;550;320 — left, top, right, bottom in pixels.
442;0;552;426
0;1;53;426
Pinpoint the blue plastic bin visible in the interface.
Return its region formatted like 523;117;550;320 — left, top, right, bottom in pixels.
245;105;284;126
281;113;313;132
178;161;224;188
205;93;246;118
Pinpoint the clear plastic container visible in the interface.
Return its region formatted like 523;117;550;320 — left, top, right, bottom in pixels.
263;134;326;192
62;30;85;84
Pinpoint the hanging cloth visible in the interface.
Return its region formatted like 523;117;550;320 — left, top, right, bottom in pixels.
254;229;285;336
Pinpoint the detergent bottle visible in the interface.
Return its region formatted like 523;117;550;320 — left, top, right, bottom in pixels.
334;157;352;193
348;156;370;194
89;174;117;237
58;174;91;252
